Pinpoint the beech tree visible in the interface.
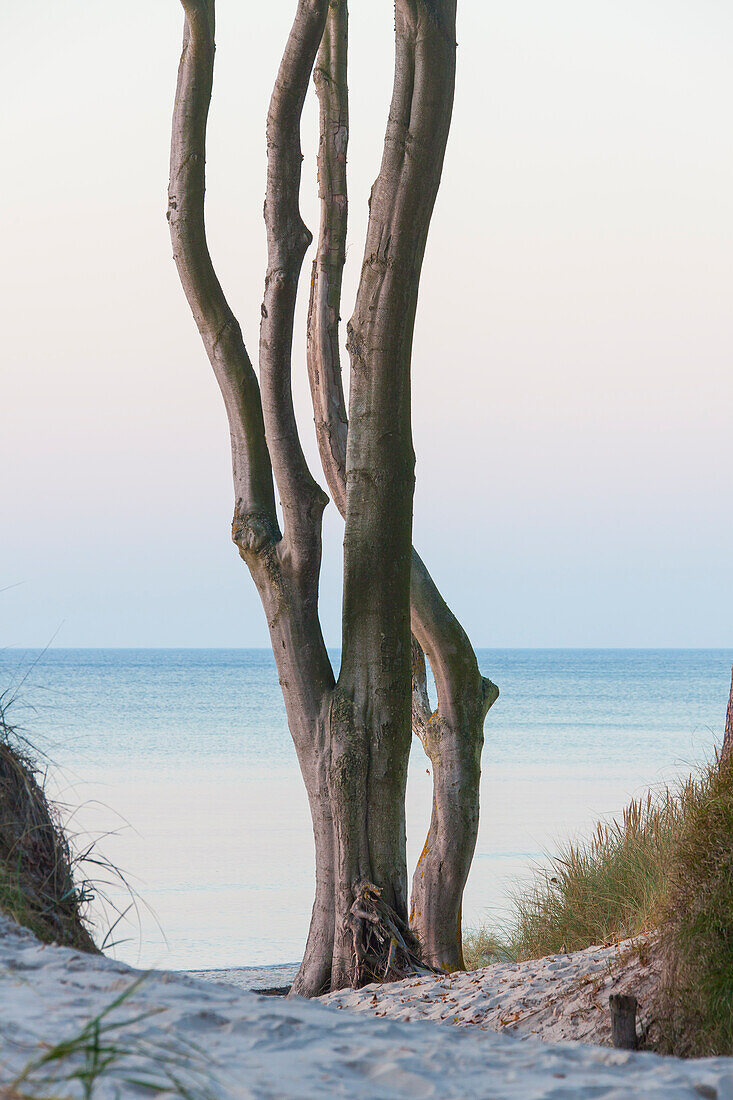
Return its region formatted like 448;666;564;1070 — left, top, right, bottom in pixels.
722;667;733;764
168;0;498;996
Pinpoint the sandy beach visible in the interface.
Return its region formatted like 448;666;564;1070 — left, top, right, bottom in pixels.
190;937;660;1046
319;936;662;1046
3;917;733;1098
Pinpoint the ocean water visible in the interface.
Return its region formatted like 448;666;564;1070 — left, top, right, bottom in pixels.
0;648;730;970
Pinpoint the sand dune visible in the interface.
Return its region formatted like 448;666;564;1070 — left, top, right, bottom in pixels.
3;917;733;1098
321;937;661;1046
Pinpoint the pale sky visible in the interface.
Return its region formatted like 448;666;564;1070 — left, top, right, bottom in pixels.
2;1;731;648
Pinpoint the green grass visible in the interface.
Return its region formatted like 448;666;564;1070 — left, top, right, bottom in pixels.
463;757;733;1057
653;756;733;1056
464;778;701;968
462;925;517;969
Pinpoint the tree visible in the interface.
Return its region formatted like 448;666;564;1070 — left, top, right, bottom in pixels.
722;666;733;764
168;0;497;996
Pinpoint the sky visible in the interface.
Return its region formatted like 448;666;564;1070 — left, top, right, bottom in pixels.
2;0;731;648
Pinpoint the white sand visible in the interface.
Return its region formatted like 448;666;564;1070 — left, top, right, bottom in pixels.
3;918;733;1098
321;937;661;1046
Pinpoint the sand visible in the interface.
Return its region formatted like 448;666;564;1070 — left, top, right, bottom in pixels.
321;936;662;1046
3;917;733;1098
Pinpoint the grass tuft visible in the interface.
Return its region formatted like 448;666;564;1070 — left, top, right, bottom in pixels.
462;925;516;970
8;976;218;1099
652;756;733;1056
501;780;704;962
464;778;706;968
0;694;98;952
462;750;733;1057
460;769;722;965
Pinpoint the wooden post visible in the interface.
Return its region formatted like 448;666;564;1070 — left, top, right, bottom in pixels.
609;993;638;1050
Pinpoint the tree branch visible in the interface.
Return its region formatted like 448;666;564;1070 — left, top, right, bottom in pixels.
260;0;331;567
306;0;499;970
168;1;278;550
306;0;349;515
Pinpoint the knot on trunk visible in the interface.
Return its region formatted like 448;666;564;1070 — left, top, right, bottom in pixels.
231;509;280;557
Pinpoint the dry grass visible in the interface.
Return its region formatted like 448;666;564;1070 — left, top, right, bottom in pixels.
0;696;97;952
462;770;721;966
509;781;705;961
463;757;733;1057
464;779;702;969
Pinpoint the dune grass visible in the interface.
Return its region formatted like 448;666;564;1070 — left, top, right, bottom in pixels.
653;756;733;1057
8;975;218;1100
463;757;733;1057
462;766;719;967
464;777;701;969
0;695;98;952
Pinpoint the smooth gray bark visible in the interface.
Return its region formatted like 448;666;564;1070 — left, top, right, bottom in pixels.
307;0;349;518
169;0;485;992
409;558;499;969
170;0;337;998
306;0;498;970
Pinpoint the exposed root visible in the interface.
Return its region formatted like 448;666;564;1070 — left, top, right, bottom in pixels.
346;880;445;988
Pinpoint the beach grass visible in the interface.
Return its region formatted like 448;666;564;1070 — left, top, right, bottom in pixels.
8;975;218;1100
464;756;733;1056
653;755;733;1056
0;695;98;952
464;779;695;968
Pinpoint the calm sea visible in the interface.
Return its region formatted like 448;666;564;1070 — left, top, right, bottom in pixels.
0;648;730;970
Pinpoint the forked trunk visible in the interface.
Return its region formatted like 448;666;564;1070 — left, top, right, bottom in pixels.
306;0;497;972
408;561;499;970
169;0;487;996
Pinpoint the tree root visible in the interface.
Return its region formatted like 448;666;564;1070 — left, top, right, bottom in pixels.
345;880;445;988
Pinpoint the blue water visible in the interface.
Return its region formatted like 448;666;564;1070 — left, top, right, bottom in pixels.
0;648;730;968
2;648;729;771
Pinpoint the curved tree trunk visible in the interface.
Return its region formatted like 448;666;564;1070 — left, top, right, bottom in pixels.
169;0;503;997
169;0;471;996
306;0;497;971
170;0;339;998
408;559;498;969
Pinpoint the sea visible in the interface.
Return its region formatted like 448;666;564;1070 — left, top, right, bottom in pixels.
0;648;730;972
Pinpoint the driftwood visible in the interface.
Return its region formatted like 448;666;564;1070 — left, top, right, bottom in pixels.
609;993;638;1050
345;881;444;989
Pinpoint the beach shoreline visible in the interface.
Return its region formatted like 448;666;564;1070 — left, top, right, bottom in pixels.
185;962;300;995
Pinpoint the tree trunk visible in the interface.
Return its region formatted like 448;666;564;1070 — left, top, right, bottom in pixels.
171;0;338;998
169;0;478;996
409;558;499;970
722;666;733;765
306;0;497;972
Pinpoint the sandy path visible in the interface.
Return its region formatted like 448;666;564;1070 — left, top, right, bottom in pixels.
321;937;661;1046
3;919;733;1098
